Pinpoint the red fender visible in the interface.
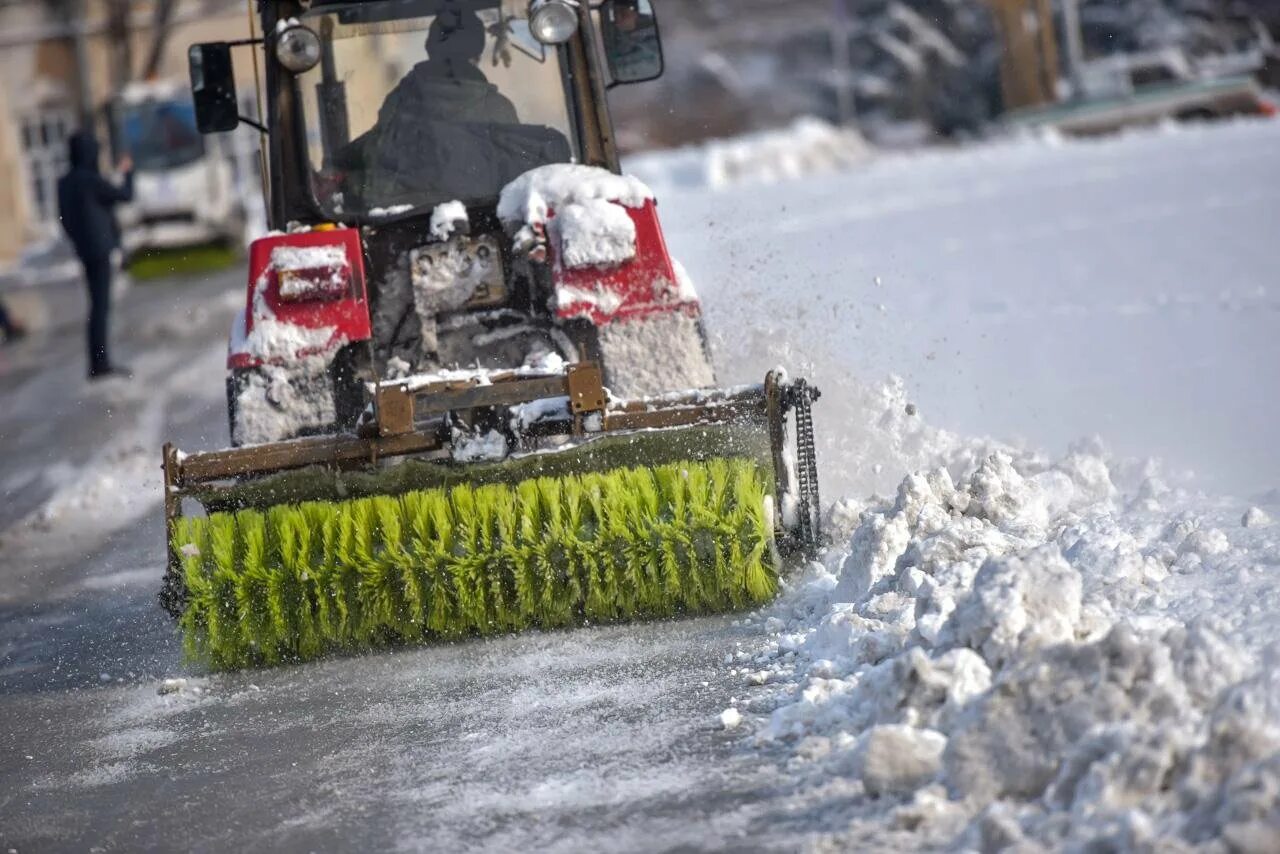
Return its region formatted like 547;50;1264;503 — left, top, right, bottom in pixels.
550;199;700;326
228;228;371;370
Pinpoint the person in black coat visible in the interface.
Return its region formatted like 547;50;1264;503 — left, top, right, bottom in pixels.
57;131;134;379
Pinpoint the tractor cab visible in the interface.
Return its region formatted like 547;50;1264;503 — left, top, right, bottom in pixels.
190;0;663;228
295;1;578;220
187;0;689;448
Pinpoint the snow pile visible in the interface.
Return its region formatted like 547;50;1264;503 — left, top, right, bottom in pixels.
740;433;1280;849
498;164;651;270
19;396;165;533
235;308;336;364
626;118;875;193
232;272;342;365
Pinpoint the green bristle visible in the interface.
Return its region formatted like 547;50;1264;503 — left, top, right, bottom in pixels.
487;489;521;632
173;459;779;670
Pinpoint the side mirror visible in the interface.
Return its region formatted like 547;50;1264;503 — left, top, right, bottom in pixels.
600;0;664;85
188;43;240;133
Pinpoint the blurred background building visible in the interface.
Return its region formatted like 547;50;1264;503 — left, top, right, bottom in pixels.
610;0;1280;150
0;0;256;266
0;0;1276;266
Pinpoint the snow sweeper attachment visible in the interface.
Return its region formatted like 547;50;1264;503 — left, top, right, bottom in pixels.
159;366;821;670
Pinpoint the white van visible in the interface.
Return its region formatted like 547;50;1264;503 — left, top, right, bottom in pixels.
112;79;243;255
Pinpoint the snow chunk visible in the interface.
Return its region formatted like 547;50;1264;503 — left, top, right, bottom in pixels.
451;429;508;463
157;678;189;696
555;283;625;317
1243;506;1272;529
497;163;653;226
510;396;570;433
944;624;1183;802
941;546;1083;667
429;200;468;242
368;204;414;218
269;244;347;273
556;198;637;269
858;724;947;796
720;708;743;730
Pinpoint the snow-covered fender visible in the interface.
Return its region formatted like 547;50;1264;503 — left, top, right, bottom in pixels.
228;228;372;370
550;199;699;326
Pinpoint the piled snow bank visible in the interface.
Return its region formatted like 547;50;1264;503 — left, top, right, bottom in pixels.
626;118;874;193
738;427;1280;849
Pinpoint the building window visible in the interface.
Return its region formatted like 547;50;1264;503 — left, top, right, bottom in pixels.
19;108;74;228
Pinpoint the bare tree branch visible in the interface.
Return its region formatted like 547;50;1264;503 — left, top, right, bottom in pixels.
141;0;179;81
104;0;133;92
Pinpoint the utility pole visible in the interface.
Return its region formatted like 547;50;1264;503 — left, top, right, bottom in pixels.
58;0;96;129
984;0;1059;111
829;0;853;125
1061;0;1086;98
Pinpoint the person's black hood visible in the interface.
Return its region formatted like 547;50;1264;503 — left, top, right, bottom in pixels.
68;131;100;172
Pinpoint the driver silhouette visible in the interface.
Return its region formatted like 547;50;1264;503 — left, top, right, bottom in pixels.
378;8;518;127
335;5;570;209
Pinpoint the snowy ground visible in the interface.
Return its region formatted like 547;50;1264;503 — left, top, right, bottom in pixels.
653;118;1280;850
657;118;1280;501
1;119;1277;851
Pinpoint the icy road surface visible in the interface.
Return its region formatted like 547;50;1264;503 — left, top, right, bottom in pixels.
1;120;1278;851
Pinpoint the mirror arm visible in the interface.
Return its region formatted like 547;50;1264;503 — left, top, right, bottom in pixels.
239;115;268;134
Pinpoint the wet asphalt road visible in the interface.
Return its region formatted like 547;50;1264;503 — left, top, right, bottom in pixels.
0;268;826;852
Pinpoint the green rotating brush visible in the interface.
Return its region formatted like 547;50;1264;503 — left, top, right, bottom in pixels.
171;457;777;670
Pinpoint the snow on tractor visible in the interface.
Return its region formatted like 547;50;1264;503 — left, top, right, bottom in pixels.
160;0;821;670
